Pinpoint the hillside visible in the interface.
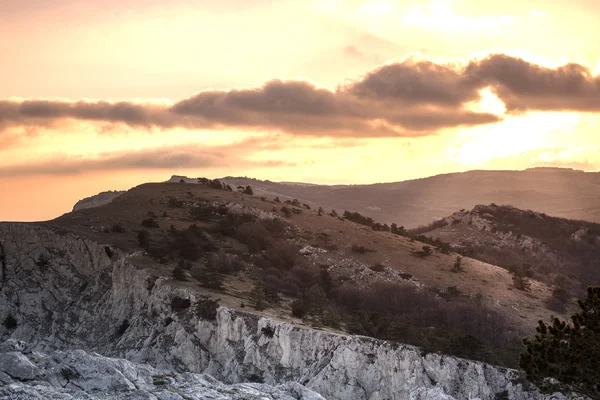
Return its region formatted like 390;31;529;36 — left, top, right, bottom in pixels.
44;181;571;361
0;179;578;399
412;204;600;310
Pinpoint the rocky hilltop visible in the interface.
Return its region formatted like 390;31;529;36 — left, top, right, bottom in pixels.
72;190;126;212
413;204;600;308
0;221;571;400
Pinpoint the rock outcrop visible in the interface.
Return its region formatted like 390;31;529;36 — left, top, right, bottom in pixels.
0;223;570;400
72;191;125;212
0;339;324;400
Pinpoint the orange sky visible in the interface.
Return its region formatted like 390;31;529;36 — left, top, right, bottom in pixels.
1;0;600;221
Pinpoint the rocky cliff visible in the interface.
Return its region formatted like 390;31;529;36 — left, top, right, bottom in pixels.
0;223;570;400
0;339;324;399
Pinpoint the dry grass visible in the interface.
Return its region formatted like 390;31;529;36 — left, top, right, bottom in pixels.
38;182;566;335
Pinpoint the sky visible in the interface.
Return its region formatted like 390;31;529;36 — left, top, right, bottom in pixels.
1;0;600;221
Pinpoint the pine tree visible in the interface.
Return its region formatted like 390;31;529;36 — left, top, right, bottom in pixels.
520;287;600;399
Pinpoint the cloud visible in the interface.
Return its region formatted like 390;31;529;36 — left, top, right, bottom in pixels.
465;54;600;112
0;142;296;177
2;52;599;138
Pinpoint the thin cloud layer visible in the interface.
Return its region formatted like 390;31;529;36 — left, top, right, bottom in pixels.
1;53;599;137
0;142;296;177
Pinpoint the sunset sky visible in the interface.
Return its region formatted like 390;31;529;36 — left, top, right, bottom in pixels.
2;0;600;221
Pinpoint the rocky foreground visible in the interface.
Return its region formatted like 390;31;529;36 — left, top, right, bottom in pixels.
0;223;573;399
0;339;323;400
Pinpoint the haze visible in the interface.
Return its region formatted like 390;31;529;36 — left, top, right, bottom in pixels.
2;0;600;221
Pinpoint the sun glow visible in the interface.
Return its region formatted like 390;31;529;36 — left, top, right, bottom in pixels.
450;113;581;166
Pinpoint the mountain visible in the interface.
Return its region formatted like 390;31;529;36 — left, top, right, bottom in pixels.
0;180;574;399
219;168;600;228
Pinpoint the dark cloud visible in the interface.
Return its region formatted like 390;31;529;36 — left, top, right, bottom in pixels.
3;53;598;137
344;59;480;106
0;142;296;177
465;54;600;112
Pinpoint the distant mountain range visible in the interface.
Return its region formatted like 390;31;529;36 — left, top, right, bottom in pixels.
77;168;600;229
218;168;600;228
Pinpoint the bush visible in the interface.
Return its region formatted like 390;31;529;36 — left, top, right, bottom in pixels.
262;241;299;270
173;266;188;281
116;319;130;336
111;223;126;233
415;245;432;258
3;315;17;330
243;185;254;195
520;287;600;398
195;297;219;320
281;206;292;218
236;223;272;254
510;264;533;291
137;230;150;248
291;298;310;318
370;264;386;272
168;197;185;208
249;286;267;311
141;218;159;228
351;245;376;254
171;296;191;312
261;325;275;337
191;266;225;290
451;256;463;273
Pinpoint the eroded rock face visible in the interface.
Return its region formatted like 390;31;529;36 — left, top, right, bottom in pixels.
0;340;324;400
0;223;568;400
72;190;125;212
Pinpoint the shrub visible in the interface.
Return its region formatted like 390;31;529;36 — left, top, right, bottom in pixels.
352;244;375;254
3;315;17;330
111;223;127;233
261;325;275;337
415;245;432;258
168;197;185;208
291;298;310;318
249;286;267;311
116;319;130;336
236;223;272;254
451;256;463;273
445;285;462;298
104;246;114;258
520;287;600;398
343;210;375;227
172;266;188;281
137;230;150;248
243;185;254;195
171;296;191;312
370;264;386;272
510;264;533;291
208;251;241;275
35;253;50;269
141;218;159;228
262;241;299;270
545;280;571;313
195;297;219;320
281;206;292;218
191;267;224;290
